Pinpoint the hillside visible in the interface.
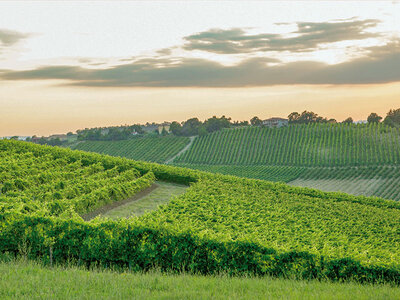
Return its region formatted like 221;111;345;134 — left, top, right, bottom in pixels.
173;123;400;201
175;123;400;166
1;140;400;284
73;136;189;163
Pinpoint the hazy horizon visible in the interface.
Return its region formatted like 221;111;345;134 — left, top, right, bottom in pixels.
1;1;399;136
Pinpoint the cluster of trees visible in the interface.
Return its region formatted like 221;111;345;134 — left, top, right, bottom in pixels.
284;108;400;127
287;111;337;124
383;108;400;127
77;125;143;141
170;116;233;136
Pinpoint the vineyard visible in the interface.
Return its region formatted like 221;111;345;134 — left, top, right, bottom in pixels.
73;136;189;163
170;124;400;201
0;140;156;216
172;164;400;201
175;123;400;166
1;140;400;284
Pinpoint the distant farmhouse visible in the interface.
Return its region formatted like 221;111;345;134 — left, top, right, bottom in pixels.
262;117;289;128
158;122;171;134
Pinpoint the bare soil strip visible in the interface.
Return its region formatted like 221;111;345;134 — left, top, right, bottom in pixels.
81;183;160;221
165;136;196;164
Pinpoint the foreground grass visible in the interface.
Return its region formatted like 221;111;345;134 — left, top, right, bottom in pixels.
1;259;399;300
103;181;187;218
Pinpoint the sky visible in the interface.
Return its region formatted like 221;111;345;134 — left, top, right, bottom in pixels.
0;1;399;136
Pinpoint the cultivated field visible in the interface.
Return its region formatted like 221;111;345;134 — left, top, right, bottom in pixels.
1;140;400;286
73;123;400;201
175;123;400;166
173;124;400;201
73;136;190;163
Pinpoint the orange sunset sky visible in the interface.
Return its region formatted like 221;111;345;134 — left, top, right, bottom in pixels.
1;1;399;136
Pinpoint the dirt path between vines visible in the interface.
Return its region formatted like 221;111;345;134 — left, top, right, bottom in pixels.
81;183;160;221
165;136;196;164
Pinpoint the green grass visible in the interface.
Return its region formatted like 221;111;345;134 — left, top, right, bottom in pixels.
73;136;190;163
1;259;399;300
103;181;188;219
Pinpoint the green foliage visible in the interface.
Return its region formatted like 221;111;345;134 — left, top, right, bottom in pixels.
385;108;400;126
367;113;382;124
73;136;190;163
172;164;400;201
175;124;400;167
2;259;400;299
76;124;144;141
0;140;156;216
1;140;400;284
288;111;328;124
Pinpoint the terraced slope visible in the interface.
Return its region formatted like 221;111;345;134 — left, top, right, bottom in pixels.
1;141;400;284
73;136;190;163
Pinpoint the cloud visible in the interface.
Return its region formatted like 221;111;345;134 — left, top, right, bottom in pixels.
0;29;30;53
1;39;399;87
182;19;380;54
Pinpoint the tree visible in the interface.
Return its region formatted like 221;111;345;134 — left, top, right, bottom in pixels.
181;118;202;136
198;125;208;136
204;116;231;133
232;120;249;126
67;132;74;136
250;116;262;126
288;112;300;123
367;113;382;124
288;111;327;124
384;108;400;127
342;117;354;124
170;121;182;135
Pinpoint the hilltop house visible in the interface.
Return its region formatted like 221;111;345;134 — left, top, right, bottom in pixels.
262;117;288;128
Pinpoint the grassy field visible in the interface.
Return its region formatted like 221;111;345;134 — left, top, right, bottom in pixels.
103;181;188;218
73;136;189;163
1;259;399;300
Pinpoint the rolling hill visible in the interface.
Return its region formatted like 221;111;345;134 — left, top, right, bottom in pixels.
71;123;400;201
73;136;190;163
173;123;400;201
1;140;400;284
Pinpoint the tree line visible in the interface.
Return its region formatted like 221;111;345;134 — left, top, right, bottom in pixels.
25;107;400;143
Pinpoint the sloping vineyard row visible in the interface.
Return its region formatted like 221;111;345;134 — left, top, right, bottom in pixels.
74;136;190;163
0;141;155;216
172;164;400;201
175;123;400;166
1;140;400;283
